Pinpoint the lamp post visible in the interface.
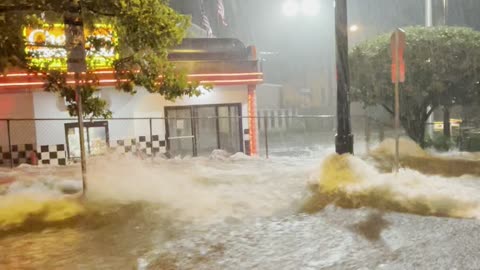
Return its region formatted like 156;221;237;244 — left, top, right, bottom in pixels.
281;0;353;154
335;0;354;154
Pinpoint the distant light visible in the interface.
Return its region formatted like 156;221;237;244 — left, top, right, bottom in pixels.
283;0;299;17
349;25;359;32
302;0;320;16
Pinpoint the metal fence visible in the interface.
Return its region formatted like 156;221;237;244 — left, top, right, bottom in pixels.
0;115;388;168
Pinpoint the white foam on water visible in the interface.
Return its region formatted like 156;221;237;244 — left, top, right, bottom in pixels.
314;139;480;218
84;150;323;225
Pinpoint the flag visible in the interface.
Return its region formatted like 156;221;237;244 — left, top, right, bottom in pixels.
217;0;228;26
201;0;214;38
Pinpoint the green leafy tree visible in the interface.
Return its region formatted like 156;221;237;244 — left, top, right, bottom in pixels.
0;0;204;118
350;27;480;147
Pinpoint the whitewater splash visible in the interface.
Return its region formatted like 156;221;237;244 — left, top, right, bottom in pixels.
303;150;480;218
369;138;480;176
0;149;318;231
2;138;480;232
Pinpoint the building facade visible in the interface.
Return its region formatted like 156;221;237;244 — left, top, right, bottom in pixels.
0;38;263;166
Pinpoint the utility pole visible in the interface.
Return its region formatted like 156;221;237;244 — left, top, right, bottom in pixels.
64;0;88;194
426;0;449;138
335;0;354;154
426;0;433;27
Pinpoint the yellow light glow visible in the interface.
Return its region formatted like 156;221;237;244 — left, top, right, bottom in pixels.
23;24;118;70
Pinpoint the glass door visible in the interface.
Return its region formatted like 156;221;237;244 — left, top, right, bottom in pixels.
218;105;242;153
165;104;243;157
194;106;219;156
65;121;109;159
165;107;194;157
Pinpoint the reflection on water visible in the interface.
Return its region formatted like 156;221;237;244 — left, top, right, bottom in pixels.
1;142;480;269
0;203;178;269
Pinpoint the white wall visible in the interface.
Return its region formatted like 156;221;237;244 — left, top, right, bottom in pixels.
32;88;138;146
30;85;250;147
0;92;36;147
125;85;250;141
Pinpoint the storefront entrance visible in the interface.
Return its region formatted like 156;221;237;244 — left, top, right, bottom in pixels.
165;104;243;157
65;121;110;160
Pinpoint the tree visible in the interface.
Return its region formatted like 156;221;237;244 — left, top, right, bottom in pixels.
350;27;480;147
0;0;203;118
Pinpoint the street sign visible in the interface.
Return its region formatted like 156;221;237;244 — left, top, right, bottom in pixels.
391;29;406;83
64;7;87;72
390;28;406;173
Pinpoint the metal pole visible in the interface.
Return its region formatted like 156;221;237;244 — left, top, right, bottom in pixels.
425;0;434;139
7;120;13;168
264;117;269;159
426;0;433;27
394;32;401;172
335;0;354;155
365;115;371;154
149;118;153;161
75;72;88;193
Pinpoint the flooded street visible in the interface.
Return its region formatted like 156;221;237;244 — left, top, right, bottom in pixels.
1;142;480;269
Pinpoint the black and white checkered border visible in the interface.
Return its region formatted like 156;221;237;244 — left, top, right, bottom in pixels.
110;138;138;154
151;135;166;156
111;135;166;156
37;144;67;166
0;144;36;166
243;129;253;156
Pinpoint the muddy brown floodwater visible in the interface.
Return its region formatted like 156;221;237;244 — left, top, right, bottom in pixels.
1;142;480;269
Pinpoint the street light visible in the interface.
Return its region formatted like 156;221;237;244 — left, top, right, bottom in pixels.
349;24;359;32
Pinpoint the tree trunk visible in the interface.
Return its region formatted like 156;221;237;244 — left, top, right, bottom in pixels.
443;106;451;138
402;117;427;148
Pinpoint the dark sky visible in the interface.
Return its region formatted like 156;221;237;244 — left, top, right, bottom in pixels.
170;0;480;84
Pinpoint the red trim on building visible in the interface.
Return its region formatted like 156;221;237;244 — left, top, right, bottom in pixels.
247;85;258;156
0;70;263;91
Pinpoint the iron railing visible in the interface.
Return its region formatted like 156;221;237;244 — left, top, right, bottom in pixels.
0;115;387;168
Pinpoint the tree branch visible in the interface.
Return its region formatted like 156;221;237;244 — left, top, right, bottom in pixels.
0;4;37;12
424;105;436;122
83;4;117;17
381;103;394;115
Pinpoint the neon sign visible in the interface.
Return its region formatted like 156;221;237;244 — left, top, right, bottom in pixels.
23;24;118;70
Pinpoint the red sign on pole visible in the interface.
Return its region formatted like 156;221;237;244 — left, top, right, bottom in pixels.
391;29;406;83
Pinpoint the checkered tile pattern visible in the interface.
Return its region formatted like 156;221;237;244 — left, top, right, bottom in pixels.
0;144;36;166
37;144;67;166
243;129;253;156
111;138;137;154
243;129;250;141
0;146;6;166
111;136;166;156
244;140;251;156
151;135;166;156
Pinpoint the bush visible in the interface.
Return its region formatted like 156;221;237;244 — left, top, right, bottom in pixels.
425;134;456;151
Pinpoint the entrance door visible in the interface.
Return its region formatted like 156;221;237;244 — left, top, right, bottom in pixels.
195;106;219;156
218;105;242;153
165;107;194;157
165;104;243;157
65;121;109;159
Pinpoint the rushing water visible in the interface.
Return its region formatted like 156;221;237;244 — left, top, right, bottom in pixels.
1;141;480;269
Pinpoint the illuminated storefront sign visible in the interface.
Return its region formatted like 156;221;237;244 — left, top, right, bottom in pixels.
23;24;118;70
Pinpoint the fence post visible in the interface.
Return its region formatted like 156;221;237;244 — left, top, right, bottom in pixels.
149;118;153;161
264;116;269;159
379;121;385;142
7;120;13;168
365;116;371;154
